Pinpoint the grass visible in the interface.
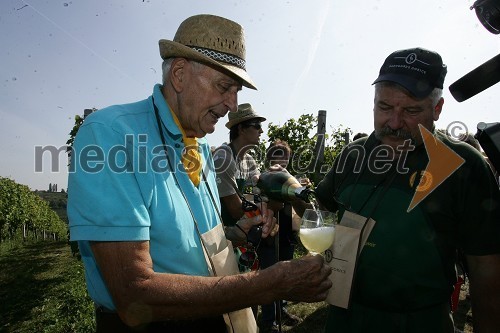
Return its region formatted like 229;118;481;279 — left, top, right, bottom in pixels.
276;302;329;333
282;295;473;333
0;240;95;333
0;241;473;332
276;279;473;332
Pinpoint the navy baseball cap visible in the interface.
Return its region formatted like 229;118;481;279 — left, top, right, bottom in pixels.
373;47;447;98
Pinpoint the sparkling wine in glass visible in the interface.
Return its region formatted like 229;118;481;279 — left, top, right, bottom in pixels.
299;209;336;255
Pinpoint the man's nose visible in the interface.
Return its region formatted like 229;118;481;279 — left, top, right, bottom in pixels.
387;110;404;129
225;90;238;113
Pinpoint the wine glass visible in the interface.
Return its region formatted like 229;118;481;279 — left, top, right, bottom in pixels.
299;209;336;255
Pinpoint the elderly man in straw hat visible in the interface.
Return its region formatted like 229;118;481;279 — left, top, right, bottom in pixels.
68;14;332;332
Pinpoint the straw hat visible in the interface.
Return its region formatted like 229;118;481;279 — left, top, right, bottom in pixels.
225;103;266;129
159;14;257;90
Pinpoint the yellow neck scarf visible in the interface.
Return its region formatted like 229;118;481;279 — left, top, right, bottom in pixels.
169;110;202;186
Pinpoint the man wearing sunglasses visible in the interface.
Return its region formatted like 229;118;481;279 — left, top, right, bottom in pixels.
214;104;287;328
214;103;268;230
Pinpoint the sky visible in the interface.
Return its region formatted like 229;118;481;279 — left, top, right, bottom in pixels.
1;0;500;191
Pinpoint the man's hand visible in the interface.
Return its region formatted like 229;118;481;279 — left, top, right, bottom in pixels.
267;199;285;212
268;164;285;172
236;201;278;238
267;255;333;303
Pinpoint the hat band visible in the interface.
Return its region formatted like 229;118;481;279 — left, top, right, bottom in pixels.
188;46;246;70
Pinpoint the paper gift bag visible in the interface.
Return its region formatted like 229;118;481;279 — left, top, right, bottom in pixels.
326;211;375;309
201;225;257;333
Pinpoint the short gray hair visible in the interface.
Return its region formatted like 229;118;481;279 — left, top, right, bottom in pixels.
374;81;443;108
161;58;204;85
161;58;174;85
428;87;443;108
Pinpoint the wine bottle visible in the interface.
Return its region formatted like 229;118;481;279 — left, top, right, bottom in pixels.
255;170;313;202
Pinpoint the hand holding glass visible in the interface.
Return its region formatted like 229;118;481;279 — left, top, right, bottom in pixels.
299;209;336;255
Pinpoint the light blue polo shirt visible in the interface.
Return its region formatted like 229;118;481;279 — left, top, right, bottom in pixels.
68;84;221;310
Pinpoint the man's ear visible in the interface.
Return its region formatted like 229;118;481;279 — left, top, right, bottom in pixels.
433;97;444;121
238;123;246;135
170;58;188;92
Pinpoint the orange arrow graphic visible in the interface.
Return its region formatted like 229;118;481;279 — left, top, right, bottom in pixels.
407;125;465;212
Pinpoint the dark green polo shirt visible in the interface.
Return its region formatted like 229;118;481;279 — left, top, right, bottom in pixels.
316;131;500;331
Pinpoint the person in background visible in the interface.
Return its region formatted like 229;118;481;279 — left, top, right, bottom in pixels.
352;132;368;141
259;139;304;332
486;156;500;186
315;47;500;332
460;132;499;186
213;103;266;229
213;103;279;326
68;14;332;332
459;132;481;151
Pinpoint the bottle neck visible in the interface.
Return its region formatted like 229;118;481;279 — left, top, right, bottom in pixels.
257;171;312;202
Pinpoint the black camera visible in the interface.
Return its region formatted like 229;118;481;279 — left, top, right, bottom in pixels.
449;1;500;174
471;0;500;34
450;0;500;102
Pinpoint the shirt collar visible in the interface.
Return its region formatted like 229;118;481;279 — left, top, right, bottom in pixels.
151;83;209;148
152;84;182;141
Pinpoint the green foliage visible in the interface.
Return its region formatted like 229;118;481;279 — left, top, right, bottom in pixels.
36;191;68;223
66;115;84;151
267;114;317;153
321;125;352;175
264;114;352;183
64;110;93;254
66;114;84;162
1;241;95;333
251;142;267;171
0;177;67;242
265;114;316;177
67;110;96;161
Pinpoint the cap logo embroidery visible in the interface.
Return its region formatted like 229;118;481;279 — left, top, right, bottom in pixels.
405;53;417;64
390;54;429;75
372;47;446;98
